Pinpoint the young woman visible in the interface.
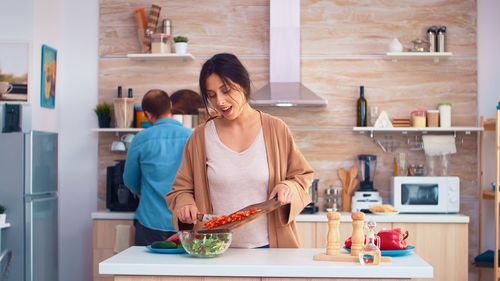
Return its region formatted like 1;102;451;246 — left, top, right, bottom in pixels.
165;53;314;248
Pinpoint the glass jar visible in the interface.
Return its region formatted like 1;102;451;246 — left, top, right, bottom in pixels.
324;186;341;212
438;102;451;127
411;110;427;128
426;110;439;127
151;33;171;53
415;164;425;176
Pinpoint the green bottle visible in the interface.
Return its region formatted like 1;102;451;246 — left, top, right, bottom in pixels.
357;86;367;127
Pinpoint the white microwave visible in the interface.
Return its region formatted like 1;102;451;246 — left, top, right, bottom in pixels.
391;176;459;213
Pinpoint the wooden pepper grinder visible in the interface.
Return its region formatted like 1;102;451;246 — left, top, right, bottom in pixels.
350;212;365;256
326;212;341;255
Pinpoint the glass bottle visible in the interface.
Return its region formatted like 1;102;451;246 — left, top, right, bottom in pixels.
357;86;367;127
359;221;381;265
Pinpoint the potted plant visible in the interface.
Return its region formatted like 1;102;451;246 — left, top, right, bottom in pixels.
173;36;188;54
0;205;6;225
94;102;112;128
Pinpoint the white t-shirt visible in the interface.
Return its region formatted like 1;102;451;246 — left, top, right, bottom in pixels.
205;120;270;248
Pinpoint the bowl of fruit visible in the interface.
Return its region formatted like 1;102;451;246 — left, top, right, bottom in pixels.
147;233;186;254
178;230;232;258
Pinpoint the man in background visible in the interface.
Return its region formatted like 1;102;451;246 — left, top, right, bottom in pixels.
123;89;192;245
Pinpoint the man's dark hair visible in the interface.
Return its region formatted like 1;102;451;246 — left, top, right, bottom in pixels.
141;89;171;117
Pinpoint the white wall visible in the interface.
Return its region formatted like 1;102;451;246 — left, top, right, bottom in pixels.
58;0;98;280
478;0;500;119
31;0;63;132
0;0;33;39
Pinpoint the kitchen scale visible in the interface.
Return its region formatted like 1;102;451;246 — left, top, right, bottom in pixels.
351;154;382;212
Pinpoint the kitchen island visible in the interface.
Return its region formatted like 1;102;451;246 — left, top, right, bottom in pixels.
99;246;432;280
93;212;465;281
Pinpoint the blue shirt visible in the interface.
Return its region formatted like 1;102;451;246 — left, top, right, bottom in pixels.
123;118;192;232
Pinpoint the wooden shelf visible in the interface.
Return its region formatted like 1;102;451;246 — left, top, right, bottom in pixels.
386;52;453;63
484;118;497;131
126;53;195;62
353;126;481;137
482;190;496;200
92;128;143;133
0;223;10;229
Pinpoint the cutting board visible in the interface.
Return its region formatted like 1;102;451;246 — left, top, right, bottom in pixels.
197;198;282;233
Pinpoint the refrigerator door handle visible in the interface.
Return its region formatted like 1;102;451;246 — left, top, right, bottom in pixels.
25;193;58;202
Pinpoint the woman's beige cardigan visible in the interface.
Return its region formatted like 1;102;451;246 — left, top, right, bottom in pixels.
166;111;314;248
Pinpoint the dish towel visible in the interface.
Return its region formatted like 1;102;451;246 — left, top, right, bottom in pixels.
422;135;456;156
114;224;131;253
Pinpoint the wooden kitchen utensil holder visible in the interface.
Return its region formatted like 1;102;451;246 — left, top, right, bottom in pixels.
339;165;358;212
313;212;392;263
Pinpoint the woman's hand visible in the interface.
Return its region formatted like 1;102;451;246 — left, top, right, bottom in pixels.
269;183;293;205
176;204;200;224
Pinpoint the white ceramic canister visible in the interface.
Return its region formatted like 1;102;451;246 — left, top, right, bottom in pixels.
438;102;451;127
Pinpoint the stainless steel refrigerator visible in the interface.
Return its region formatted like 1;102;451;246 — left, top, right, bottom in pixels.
0;131;58;281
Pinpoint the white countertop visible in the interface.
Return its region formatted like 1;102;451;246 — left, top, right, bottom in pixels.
92;210;469;223
100;246;433;278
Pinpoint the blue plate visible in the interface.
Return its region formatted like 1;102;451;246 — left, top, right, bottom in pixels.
345;245;414;257
146;245;186;254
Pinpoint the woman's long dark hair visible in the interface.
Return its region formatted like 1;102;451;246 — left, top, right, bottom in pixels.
199;53;251;112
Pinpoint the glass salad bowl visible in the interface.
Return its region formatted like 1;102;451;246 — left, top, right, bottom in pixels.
178;231;232;258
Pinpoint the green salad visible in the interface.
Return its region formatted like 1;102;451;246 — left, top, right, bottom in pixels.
179;232;232;257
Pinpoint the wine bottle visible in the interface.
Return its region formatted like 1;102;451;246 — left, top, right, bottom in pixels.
357;86;367;127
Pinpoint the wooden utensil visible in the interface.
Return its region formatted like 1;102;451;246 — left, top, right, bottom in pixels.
338;168;348;192
348;165;358;189
197;198;282;233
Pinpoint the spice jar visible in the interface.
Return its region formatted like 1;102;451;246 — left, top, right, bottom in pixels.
408;164;417;176
427;110;439;127
135;106;147;128
415;164;425;176
151;33;171;53
438;102;451;127
411;110;427;128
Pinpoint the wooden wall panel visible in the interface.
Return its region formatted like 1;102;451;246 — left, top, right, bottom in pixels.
301;0;476;56
99;0;269;56
264;58;477;127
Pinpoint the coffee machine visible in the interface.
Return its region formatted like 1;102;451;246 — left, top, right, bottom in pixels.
301;179;319;214
106;160;139;211
351;154;382;212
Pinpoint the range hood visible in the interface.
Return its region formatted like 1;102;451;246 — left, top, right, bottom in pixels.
250;0;327;107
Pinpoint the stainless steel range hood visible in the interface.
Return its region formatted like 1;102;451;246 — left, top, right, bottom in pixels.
250;0;327;107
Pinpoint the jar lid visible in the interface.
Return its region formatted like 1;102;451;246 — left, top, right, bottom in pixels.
427;109;439;113
411;110;427;114
438;102;451;106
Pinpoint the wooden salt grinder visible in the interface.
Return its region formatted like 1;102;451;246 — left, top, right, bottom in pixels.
350;212;365;256
326;212;341;255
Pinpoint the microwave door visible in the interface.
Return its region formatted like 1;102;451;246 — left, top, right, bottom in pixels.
400;183;444;213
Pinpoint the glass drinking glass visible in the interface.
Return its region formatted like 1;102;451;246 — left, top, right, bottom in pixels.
440;154;450;176
369;106;379;126
425;155;437;176
397;152;407;176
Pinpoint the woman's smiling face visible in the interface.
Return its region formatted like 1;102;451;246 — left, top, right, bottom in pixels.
205;73;248;120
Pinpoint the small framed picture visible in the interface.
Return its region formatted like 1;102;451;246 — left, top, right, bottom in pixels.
0;42;30;103
40;44;57;109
